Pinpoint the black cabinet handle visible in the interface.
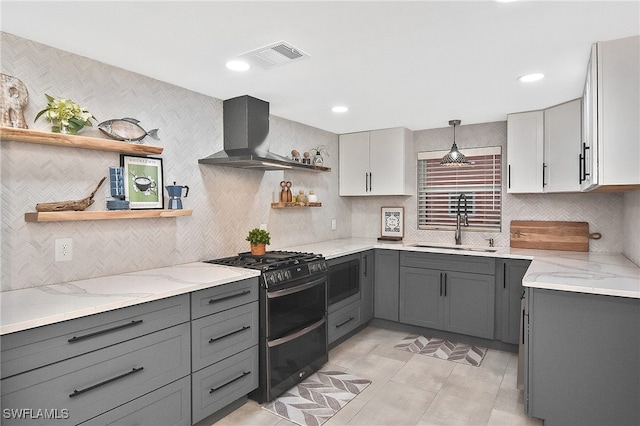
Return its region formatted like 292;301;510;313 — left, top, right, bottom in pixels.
503;263;507;289
208;290;251;305
363;255;368;278
444;273;447;297
578;153;584;183
365;173;368;192
336;317;355;328
369;172;372;192
69;367;143;398
439;272;443;296
209;326;250;344
508;165;511;189
68;320;143;343
210;371;250;393
542;163;547;187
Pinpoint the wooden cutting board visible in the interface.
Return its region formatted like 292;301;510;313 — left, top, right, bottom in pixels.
510;220;595;252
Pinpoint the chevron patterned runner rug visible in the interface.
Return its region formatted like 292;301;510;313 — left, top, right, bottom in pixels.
262;370;371;426
394;335;487;367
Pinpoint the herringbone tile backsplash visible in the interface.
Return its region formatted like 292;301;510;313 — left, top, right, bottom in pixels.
1;32;638;291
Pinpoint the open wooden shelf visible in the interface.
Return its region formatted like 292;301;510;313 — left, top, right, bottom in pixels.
24;209;192;222
271;202;322;209
1;127;163;155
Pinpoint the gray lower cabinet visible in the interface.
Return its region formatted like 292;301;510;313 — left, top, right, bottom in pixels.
190;278;259;424
328;300;361;343
525;288;640;425
496;259;531;344
374;249;400;321
399;252;495;339
79;376;191;426
1;322;191;425
360;250;375;323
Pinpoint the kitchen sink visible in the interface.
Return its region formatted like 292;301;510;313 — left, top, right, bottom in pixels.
409;243;498;253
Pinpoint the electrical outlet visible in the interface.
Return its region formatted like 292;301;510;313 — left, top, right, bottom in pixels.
259;223;268;231
55;238;73;262
331;218;337;231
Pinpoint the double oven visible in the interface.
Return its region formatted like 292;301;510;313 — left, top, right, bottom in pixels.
205;251;328;403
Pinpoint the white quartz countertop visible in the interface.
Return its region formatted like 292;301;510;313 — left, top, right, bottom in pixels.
285;238;640;299
0;262;259;335
2;238;638;335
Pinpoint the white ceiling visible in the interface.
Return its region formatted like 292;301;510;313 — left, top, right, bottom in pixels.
2;1;639;134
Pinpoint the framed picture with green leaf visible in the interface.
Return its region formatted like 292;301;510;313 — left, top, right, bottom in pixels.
120;154;164;209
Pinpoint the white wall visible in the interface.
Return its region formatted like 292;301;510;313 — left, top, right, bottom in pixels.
0;33;351;291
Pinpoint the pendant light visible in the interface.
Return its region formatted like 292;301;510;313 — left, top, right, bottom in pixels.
440;119;469;166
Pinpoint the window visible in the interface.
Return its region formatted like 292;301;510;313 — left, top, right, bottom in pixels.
417;146;501;231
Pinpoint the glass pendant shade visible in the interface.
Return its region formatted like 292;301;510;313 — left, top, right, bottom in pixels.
441;119;469;166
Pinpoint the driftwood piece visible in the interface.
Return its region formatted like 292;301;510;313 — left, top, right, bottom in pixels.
1;73;29;128
36;177;106;212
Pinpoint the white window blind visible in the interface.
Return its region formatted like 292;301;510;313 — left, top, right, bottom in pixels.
418;146;502;231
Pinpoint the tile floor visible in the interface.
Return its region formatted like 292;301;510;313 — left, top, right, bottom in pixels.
215;326;543;426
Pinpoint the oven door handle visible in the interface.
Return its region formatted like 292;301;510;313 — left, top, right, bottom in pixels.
267;317;326;348
266;276;326;299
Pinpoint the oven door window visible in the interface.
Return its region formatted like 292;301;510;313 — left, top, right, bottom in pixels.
267;318;327;401
267;275;327;339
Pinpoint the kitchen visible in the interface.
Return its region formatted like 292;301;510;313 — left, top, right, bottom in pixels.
1;1;639;426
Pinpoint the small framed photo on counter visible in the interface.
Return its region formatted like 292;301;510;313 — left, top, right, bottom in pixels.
120;154;164;209
380;206;404;241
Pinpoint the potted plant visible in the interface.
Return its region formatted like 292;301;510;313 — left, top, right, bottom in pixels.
246;228;271;255
34;94;96;134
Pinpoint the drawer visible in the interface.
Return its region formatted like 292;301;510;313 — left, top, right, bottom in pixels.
191;277;259;319
192;301;259;372
328;300;361;344
79;376;191;426
191;346;259;424
1;323;190;426
1;294;190;379
400;251;496;275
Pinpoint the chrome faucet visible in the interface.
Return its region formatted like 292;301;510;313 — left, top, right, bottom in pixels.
455;193;469;245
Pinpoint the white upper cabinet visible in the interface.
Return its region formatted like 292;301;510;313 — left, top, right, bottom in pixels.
544;99;582;193
581;35;640;191
507;110;544;193
507;100;582;194
339;127;411;196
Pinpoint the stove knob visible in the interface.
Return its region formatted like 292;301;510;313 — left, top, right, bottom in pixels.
285;270;292;280
276;271;283;282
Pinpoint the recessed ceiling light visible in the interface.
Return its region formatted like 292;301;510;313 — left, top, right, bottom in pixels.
225;60;250;72
332;106;349;113
518;73;545;83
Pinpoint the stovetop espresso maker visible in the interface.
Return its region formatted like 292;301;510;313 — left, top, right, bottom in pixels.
165;182;189;209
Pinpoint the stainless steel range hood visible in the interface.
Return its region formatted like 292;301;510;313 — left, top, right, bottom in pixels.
199;95;326;171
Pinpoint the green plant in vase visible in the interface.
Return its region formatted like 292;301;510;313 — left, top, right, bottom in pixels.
34;94;96;134
246;228;271;255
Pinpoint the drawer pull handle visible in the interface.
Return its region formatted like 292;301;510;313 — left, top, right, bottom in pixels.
336;317;355;328
68;320;143;343
208;290;251;305
210;371;250;393
209;326;251;344
69;367;144;398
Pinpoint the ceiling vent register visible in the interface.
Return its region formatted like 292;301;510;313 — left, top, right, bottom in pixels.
240;40;310;69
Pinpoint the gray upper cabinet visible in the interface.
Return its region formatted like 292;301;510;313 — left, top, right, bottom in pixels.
399;252;496;339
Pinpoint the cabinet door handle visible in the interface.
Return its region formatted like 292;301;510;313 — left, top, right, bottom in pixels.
582;143;590;180
69;367;144;398
439;272;443;296
444;273;447;297
369;172;372;192
508;165;511;189
210;371;251;393
503;263;507;289
363;255;368;278
208;290;251;305
542;163;547;187
336;316;355;328
209;325;251;344
68;320;143;343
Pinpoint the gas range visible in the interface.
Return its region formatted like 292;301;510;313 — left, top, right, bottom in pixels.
204;250;327;288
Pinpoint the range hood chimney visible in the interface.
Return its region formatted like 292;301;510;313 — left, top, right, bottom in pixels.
199;95;313;171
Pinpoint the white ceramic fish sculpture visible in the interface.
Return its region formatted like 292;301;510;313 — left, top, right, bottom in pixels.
98;118;160;142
